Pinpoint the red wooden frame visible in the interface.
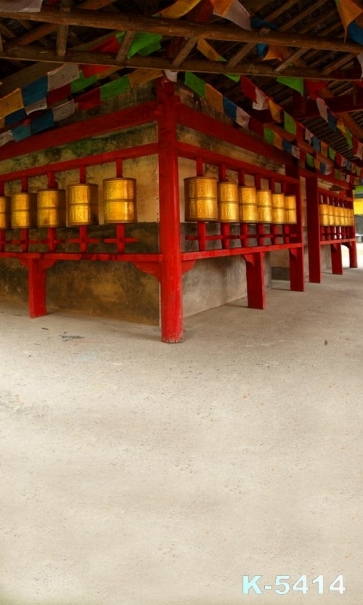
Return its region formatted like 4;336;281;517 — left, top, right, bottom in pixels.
0;79;306;342
302;169;357;283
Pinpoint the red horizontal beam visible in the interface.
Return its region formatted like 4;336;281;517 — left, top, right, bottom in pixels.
176;103;294;167
181;243;303;261
177;141;298;184
320;238;355;245
0;252;162;262
0;101;158;163
0;143;159;182
285;90;363;119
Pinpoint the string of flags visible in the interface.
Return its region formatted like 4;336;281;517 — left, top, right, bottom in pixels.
184;72;363;186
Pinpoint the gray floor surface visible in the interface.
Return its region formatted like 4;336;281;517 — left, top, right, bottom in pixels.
0;254;362;605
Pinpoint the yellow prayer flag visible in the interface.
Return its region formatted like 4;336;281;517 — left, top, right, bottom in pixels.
336;0;363;31
211;0;234;17
269;99;282;123
337;118;347;136
273;132;283;150
321;141;328;157
0;117;4;130
128;68;163;89
158;0;202;18
0;88;23;120
205;84;224;113
263;45;291;62
197;39;221;62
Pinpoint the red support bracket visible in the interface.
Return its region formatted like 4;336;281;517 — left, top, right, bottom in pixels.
244;251;266;310
132;261;161;281
104;224;138;253
69;226;99;253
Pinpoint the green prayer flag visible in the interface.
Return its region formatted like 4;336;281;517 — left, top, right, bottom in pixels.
277;76;304;96
100;75;130;101
226;74;240;82
185;72;206;98
264;127;274;145
138;40;162;56
328;147;336;161
128;33;162;59
307;154;314;167
71;74;98;94
284;112;297;135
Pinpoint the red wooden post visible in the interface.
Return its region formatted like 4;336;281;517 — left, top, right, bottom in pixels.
331;243;343;275
348;241;358;268
245;252;266;309
305;174;321;283
28;259;47;318
157;79;183;343
286;163;304;291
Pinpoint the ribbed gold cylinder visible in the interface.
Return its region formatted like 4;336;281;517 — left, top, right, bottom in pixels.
37;189;66;228
329;206;336;227
271;193;285;224
67;184;98;226
218;182;239;222
11;192;37;229
103;178;137;224
184;177;218;221
257;189;272;223
0;195;11;230
238;186;257;223
284;195;297;224
319;204;329;227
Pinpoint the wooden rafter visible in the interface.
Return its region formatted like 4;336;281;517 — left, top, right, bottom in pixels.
1;7;363;55
2;45;361;81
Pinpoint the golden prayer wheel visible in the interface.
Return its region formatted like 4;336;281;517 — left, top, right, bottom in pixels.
238;186;257;223
103;178;137;224
271;193;285;224
329;206;336;226
37;189;66;228
218;182;239;222
284;195;297;224
184;176;218;221
257;189;272;223
0;195;11;230
319;204;329;226
11;192;37;229
67;184;98;226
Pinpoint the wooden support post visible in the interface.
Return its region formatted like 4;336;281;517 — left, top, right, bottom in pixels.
157;79;183;343
245;252;266;309
348;240;358;268
331;243;343;275
286;162;305;291
305;174;321;283
28;259;47;318
289;248;304;291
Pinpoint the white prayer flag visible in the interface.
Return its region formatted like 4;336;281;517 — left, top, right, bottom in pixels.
48;63;80;92
236;106;250;129
52;99;75;122
164;70;179;83
25;98;47;115
316;97;328;122
0;130;13;147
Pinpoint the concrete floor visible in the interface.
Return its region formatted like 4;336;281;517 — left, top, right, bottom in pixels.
1;250;363;605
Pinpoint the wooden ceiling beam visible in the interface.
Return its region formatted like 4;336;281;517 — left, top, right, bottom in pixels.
2;6;363;54
172;37;198;68
115;31;136;62
2;45;361;80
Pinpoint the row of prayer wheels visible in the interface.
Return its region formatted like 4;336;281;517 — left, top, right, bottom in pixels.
0;178;137;229
319;204;355;227
184;177;297;224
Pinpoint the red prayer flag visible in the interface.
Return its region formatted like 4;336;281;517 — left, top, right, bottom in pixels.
47;83;71;106
240;76;257;103
306;80;327;100
77;87;102;110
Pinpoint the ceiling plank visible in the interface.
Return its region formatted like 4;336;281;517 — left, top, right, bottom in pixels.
56;24;69;58
1;7;363;54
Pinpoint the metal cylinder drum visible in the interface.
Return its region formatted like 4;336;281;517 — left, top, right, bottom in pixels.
0;195;11;230
11;192;37;229
67;184;98;226
257;189;272;223
284;195;297;224
37;189;66;228
319;204;329;226
218;182;239;222
238;186;257;223
184;176;218;221
103;178;137;224
271;193;285;224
